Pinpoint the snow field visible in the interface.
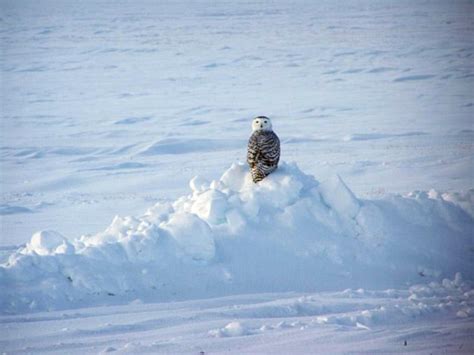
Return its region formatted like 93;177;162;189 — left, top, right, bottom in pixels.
1;275;472;354
1;0;473;246
1;163;473;314
1;0;473;352
209;274;473;337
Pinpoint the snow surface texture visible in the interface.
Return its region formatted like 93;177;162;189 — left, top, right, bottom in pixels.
1;270;473;353
1;0;473;246
1;163;473;315
1;0;474;352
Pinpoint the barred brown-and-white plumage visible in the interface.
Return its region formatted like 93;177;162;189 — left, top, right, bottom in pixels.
247;116;280;183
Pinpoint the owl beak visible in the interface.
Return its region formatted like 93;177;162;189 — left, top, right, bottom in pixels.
260;124;263;128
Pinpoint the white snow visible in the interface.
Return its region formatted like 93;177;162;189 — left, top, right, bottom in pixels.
1;162;473;317
1;275;473;353
209;321;249;338
1;0;473;247
1;0;473;353
25;230;74;256
161;212;216;261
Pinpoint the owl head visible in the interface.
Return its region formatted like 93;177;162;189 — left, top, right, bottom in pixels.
252;116;273;132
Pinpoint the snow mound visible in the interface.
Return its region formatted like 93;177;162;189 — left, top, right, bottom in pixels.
1;162;473;314
209;321;250;337
25;230;75;256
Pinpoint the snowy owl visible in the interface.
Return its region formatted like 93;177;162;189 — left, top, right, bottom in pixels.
247;116;280;183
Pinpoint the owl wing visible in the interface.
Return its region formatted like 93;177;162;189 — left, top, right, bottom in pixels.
247;133;259;168
258;132;280;167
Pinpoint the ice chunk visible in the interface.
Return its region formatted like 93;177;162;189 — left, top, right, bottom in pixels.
84;216;140;246
221;321;246;336
144;201;173;224
25;230;74;256
161;212;215;261
220;163;251;192
191;189;228;224
189;175;210;192
441;189;474;218
209;321;248;337
319;174;360;218
256;173;304;209
225;209;247;233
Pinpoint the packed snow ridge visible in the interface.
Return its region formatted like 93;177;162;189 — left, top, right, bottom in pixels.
1;162;473;313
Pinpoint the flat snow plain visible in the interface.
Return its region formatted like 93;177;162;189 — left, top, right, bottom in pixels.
1;0;473;353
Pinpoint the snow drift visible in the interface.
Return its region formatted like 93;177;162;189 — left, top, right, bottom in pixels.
1;162;473;314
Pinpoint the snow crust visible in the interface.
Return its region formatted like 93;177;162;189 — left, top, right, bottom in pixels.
1;0;473;351
1;274;472;354
25;230;74;256
1;163;473;314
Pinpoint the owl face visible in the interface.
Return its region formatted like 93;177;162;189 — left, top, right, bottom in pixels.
252;116;272;132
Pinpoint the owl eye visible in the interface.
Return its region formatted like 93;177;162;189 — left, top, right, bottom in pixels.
256;120;260;123
264;120;268;123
